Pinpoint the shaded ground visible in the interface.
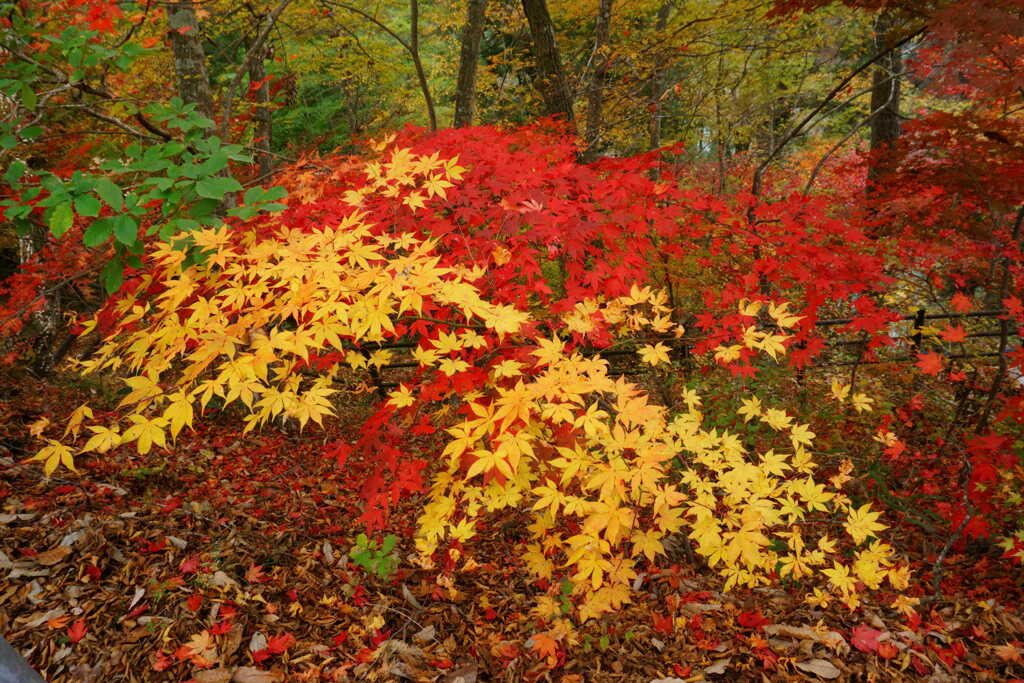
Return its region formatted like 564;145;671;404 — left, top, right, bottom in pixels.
2;377;1024;682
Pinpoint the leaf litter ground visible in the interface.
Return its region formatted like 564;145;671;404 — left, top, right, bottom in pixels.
2;378;1024;682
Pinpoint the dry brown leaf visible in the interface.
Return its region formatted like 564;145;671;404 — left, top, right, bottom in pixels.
222;623;244;657
35;545;71;566
232;668;284;683
764;623;849;655
703;658;731;676
795;658;841;679
194;668;232;683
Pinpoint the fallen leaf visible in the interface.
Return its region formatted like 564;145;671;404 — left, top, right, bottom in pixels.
528;632;558;659
194;669;232;683
47;615;71;630
222;623;244;656
35;545;72;566
233;668;284;683
442;661;478;683
737;610;770;630
265;633;295;654
851;624;883;653
703;658;731;676
877;641;899;659
23;607;65;629
995;643;1023;663
764;624;848;654
249;632;267;652
67;618;87;643
795;658;841;679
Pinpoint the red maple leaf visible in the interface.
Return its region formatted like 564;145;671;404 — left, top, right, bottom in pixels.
67;618;87;644
916;352;944;375
652;613;674;635
179;554;200;575
737;611;771;630
266;633;295;654
939;324;966;343
1005;296;1024;320
851;624;883;653
950;292;973;313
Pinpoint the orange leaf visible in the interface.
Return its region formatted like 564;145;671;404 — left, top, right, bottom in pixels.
67;618;87;643
916;352;944;375
47;615;70;630
950;293;973;313
995;643;1022;663
877;641;898;659
939;325;966;343
530;632;559;659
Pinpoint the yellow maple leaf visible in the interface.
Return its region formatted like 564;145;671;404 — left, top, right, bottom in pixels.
121;415;168;455
630;529;664;561
25;439;76;477
638;342;671;366
387;384;415;409
844;504;886;545
851;393;874;413
830;380;851;402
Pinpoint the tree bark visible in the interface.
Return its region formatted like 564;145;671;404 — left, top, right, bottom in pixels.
453;0;488;128
521;0;574;124
582;0;613;160
248;42;274;177
410;0;438;131
647;2;671;151
868;10;902;185
166;1;214;121
18;224;61;375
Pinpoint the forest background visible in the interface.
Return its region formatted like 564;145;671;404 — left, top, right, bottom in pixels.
1;0;1024;680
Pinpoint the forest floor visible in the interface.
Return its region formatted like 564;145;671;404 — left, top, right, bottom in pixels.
3;374;1024;682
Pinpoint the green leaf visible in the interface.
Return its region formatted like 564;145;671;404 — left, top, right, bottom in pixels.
19;83;37;111
49;202;74;237
195;176;243;199
94;178;123;210
113;214;138;245
243;185;288;204
101;257;123;294
4;160;26;185
188;198;219;218
74;194;101;218
83;217;114;247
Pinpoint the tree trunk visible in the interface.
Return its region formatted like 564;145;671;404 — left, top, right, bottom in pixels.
167;1;214;121
410;0;438;131
583;0;613;160
248;42;274;177
18;224;61;375
867;10;902;186
453;0;488;128
521;0;574;124
647;2;671;151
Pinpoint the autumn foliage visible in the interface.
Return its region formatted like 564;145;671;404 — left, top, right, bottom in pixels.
23;127;930;622
4;0;1024;676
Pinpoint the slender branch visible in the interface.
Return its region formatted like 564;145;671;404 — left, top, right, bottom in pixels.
219;0;295;140
321;0;437;130
975;203;1024;432
751;26;924;196
802;72;905;195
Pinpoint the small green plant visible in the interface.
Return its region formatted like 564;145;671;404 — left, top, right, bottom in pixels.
349;533;399;579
